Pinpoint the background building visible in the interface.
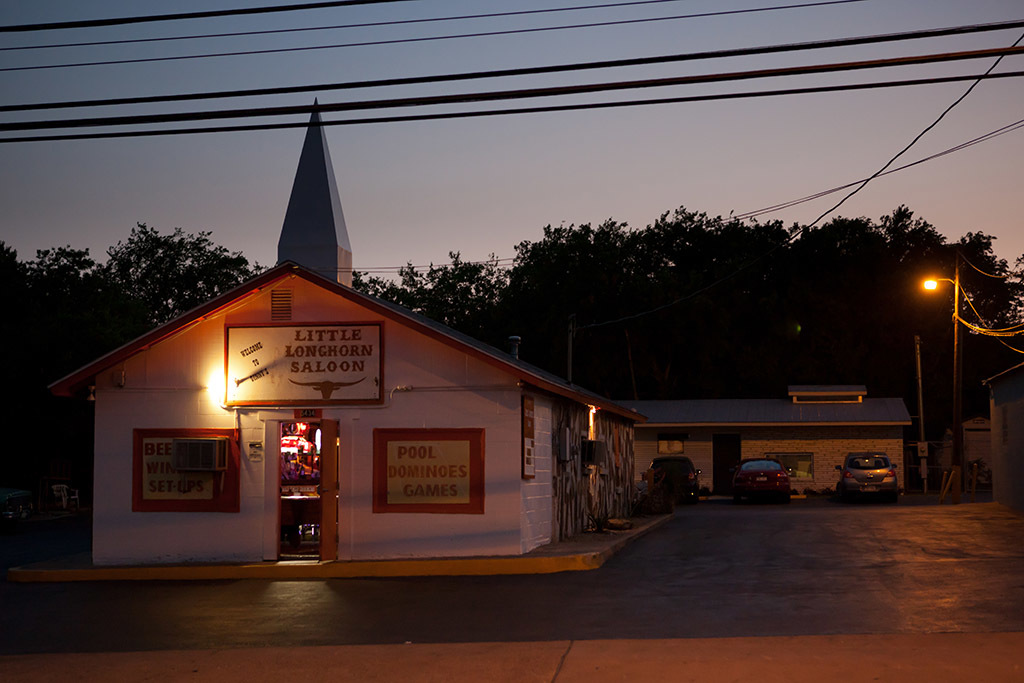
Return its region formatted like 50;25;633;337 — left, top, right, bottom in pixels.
622;386;910;494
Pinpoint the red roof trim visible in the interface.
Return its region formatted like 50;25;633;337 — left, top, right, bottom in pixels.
49;266;293;397
49;263;643;422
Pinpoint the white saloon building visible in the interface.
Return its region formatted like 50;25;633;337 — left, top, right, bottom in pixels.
51;111;642;565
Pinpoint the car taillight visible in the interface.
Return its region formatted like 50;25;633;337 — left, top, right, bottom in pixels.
687;472;695;480
886;469;897;478
843;470;854;478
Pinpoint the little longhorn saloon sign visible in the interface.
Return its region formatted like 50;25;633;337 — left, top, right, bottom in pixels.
226;324;382;405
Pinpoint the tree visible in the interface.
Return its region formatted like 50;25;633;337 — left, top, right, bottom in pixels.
104;223;263;325
342;206;1024;443
354;252;509;343
0;227;265;494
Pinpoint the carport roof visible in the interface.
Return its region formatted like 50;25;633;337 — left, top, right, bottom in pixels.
618;398;911;426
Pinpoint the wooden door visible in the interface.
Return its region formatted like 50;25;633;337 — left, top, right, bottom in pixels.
319;420;339;561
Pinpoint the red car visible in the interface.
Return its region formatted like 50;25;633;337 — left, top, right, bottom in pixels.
732;458;791;503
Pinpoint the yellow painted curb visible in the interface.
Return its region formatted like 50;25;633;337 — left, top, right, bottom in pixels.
6;552;605;582
6;514;671;583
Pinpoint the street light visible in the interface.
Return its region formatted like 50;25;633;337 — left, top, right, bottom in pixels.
923;250;962;503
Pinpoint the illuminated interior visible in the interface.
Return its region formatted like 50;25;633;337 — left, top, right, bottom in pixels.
279;421;322;558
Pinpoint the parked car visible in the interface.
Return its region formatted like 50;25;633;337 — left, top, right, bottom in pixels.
732;458;791;503
836;453;898;503
648;456;701;504
1;487;33;530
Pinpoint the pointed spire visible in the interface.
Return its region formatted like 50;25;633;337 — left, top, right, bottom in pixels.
277;101;353;285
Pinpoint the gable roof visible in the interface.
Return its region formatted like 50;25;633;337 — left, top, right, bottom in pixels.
618;398;910;426
49;262;644;422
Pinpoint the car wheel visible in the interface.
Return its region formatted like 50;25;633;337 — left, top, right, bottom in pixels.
782;493;791;504
733;493;742;503
888;492;899;504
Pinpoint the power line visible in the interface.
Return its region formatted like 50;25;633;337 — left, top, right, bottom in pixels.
315;113;1024;276
796;30;1024;233
0;1;879;72
0;1;786;51
734;116;1024;220
961;252;1011;279
6;45;1023;133
354;257;516;274
6;19;1022;113
339;113;1024;279
578;31;1024;331
0;1;418;33
4;70;1022;144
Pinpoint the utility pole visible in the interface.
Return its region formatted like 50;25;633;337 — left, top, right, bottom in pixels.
914;334;927;493
952;249;963;504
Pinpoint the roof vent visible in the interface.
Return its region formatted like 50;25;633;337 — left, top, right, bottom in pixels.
508;335;521;359
788;385;866;404
271;289;292;321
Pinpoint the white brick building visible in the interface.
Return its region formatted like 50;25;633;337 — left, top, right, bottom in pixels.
622;386;910;494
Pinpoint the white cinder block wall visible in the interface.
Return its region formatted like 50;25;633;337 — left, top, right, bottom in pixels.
636;425;904;493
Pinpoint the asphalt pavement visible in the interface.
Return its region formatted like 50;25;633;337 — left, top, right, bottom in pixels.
4;493;1024;682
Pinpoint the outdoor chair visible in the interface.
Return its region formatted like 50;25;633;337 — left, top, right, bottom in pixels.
51;484;80;511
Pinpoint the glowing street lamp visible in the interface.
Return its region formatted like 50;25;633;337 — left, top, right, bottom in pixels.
922;251;963;504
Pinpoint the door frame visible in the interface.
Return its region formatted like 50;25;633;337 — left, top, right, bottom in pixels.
712;433;742;495
319;419;339;561
265;417;340;561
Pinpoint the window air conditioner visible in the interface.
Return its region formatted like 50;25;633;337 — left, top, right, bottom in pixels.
172;438;229;471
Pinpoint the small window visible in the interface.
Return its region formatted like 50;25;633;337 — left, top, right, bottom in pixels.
767;452;814;478
657;433;687;454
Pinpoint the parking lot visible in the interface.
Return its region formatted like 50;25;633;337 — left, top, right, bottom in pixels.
3;494;1023;655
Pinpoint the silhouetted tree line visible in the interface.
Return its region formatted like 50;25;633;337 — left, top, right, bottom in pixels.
355;206;1024;446
0;224;261;494
3;208;1021;495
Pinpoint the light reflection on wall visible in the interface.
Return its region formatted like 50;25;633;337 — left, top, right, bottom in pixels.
206;367;229;409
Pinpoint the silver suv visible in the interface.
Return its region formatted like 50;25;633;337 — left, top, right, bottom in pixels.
836;453;898;503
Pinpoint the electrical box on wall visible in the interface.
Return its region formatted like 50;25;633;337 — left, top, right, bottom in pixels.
172;438;228;471
557;427;572;462
581;439;608;467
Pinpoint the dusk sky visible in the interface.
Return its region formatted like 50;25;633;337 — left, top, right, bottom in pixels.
2;0;1022;277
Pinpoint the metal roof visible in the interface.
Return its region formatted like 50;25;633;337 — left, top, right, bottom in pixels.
618;398;910;426
787;385;866;396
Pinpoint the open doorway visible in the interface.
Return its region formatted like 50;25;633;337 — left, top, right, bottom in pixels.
279;421;322;559
278;419;339;561
712;433;742;495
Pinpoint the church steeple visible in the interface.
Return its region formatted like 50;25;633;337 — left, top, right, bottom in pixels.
277;102;353;285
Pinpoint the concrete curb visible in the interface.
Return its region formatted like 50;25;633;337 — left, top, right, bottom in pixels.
7;514;672;583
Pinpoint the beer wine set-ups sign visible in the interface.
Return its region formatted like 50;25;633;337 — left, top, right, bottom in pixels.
226;324;382;405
